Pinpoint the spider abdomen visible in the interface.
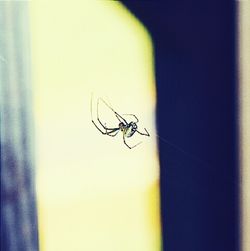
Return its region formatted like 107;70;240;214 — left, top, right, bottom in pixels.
124;126;136;138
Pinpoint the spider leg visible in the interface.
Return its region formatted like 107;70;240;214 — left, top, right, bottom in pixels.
122;114;139;123
92;120;119;136
91;120;107;134
115;114;124;124
97;117;118;131
95;97;120;131
98;97;129;125
91;120;117;135
91;94;106;134
115;113;128;125
91;94;119;134
136;128;150;136
123;134;142;149
106;129;120;137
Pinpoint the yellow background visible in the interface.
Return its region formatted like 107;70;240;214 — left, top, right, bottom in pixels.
30;1;161;250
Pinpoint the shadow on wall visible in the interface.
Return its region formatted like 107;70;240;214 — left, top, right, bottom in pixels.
122;2;239;251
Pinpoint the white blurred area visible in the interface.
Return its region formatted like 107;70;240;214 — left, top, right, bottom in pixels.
30;1;161;250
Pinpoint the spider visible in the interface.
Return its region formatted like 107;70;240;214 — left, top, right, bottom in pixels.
91;96;150;149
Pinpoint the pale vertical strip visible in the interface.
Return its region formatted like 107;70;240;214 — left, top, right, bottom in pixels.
0;2;39;251
239;2;250;251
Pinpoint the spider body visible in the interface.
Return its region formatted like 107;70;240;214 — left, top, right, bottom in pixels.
119;122;137;138
91;97;150;149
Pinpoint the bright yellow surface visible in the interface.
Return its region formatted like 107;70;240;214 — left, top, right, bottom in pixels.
30;1;161;251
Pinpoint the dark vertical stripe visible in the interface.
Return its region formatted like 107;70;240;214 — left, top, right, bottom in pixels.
121;2;239;251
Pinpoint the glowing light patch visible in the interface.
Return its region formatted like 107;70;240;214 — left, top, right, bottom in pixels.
30;1;161;250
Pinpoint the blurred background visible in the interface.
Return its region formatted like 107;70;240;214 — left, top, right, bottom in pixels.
1;1;249;251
